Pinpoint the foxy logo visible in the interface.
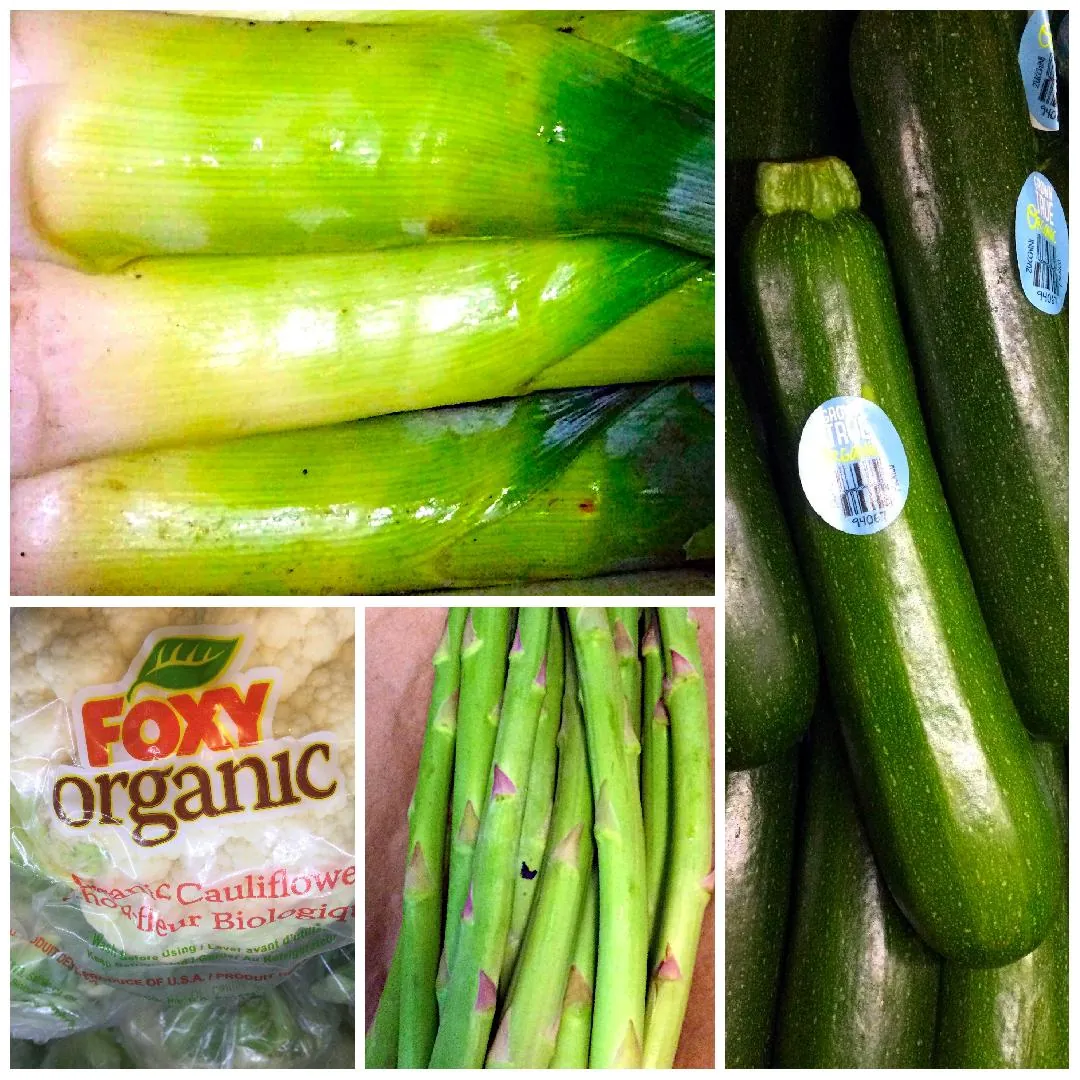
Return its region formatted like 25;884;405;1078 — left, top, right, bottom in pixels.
71;626;279;769
58;625;342;847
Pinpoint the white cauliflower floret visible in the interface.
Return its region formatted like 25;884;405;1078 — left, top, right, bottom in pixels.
11;608;193;770
208;607;354;699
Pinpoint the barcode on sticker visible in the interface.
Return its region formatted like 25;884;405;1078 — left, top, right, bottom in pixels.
834;458;896;518
1034;234;1061;297
1037;54;1058;109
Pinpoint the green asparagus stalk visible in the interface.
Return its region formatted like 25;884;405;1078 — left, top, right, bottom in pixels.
608;607;643;781
567;607;648;1068
397;608;468;1067
439;609;513;1009
488;622;594;1067
499;616;565;991
365;944;403;1068
11;240;705;475
643;608;714;1068
550;864;599;1069
15;12;713;269
430;608;553;1068
641;609;671;962
12;381;715;596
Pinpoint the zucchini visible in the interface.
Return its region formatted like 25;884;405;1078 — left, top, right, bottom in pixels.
935;739;1068;1068
724;752;797;1068
742;156;1063;967
14;11;713;269
851;12;1068;742
724;355;816;768
774;713;939;1068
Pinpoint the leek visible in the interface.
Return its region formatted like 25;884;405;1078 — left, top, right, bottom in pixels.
11;382;714;596
12;239;707;475
177;10;716;99
527;269;715;393
14;11;714;270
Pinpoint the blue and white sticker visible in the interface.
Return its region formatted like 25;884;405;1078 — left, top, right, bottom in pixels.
1015;171;1069;315
1018;10;1059;130
798;397;910;536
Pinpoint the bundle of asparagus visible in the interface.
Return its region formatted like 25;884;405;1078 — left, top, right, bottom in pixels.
366;607;714;1069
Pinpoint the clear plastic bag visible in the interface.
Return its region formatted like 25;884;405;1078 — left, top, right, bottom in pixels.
10;608;356;1046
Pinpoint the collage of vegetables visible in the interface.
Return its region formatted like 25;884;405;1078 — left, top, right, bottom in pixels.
9;8;717;1072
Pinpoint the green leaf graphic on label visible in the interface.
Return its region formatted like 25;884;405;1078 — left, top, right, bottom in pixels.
126;636;241;701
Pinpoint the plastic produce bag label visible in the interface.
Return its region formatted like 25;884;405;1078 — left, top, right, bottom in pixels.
797;396;910;536
11;609;356;1008
1018;10;1059;130
1015;171;1069;314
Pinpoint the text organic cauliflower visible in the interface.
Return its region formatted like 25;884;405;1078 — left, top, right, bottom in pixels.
11;607;355;1007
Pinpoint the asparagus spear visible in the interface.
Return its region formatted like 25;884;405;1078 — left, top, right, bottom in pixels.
439;608;513;1008
397;608;468;1067
567;607;648;1068
430;607;553;1067
608;607;643;783
641;609;671;962
499;616;565;991
365;945;402;1068
643;608;714;1068
550;864;599;1069
488;621;594;1067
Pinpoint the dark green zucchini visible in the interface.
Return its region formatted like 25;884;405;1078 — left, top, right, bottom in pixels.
774;712;939;1068
724;11;856;394
935;739;1068;1068
725;355;817;768
742;156;1063;967
724;752;798;1067
851;12;1068;742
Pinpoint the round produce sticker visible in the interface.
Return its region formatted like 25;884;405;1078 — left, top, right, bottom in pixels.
1015;171;1069;315
798;396;909;536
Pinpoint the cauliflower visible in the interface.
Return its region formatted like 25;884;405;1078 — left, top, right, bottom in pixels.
10;607;355;978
